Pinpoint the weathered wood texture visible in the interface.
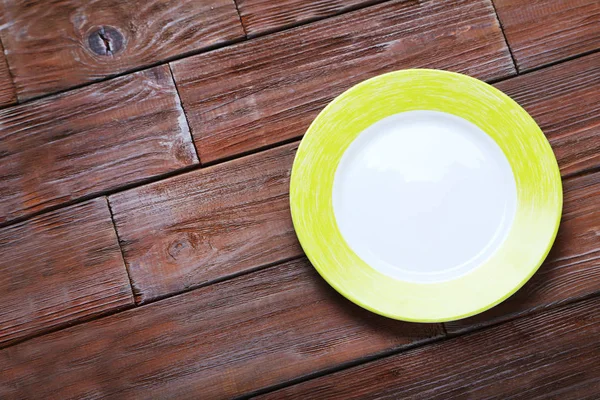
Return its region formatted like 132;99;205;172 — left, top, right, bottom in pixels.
109;143;301;303
0;258;442;400
494;52;600;178
446;171;600;333
0;40;16;106
0;65;197;225
0;198;132;348
494;0;600;71
236;0;385;37
258;297;600;400
0;0;245;100
171;0;515;164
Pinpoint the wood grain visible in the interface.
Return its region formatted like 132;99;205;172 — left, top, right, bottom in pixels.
494;0;600;71
258;297;600;400
0;258;442;400
494;52;600;177
0;65;198;225
445;171;600;334
0;40;16;106
0;0;245;100
0;198;132;348
236;0;385;37
109;142;302;303
171;0;515;164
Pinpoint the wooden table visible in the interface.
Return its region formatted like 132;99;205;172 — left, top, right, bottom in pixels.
0;1;599;398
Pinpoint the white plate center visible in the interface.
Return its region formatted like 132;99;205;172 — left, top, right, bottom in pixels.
332;110;517;283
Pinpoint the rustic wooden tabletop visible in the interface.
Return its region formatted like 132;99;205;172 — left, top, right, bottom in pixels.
0;0;599;398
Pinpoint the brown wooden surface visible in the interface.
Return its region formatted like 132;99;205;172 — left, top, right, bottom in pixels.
0;40;16;106
258;297;600;400
171;0;515;164
494;0;600;71
446;171;600;333
0;65;197;225
0;0;244;100
109;142;302;303
0;0;599;398
495;52;600;177
0;198;132;348
0;258;442;400
236;0;384;37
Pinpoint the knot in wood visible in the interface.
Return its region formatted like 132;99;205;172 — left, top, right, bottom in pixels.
87;26;124;56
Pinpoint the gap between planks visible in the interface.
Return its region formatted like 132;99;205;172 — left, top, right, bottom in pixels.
233;333;450;400
232;0;249;38
511;47;600;77
0;302;136;351
0;36;16;106
0;36;245;109
106;196;137;301
168;62;202;164
489;0;518;71
237;290;600;399
0;253;306;351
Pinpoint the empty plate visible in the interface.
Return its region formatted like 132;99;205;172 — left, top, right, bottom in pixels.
290;69;562;322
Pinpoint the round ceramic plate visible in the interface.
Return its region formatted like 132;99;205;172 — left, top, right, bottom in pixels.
290;69;562;322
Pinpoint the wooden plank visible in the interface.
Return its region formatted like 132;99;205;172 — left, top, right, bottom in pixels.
0;40;16;106
494;52;600;177
494;0;600;71
0;258;442;399
236;0;384;37
0;198;133;348
171;0;515;164
446;171;600;334
109;142;302;303
0;0;245;100
0;65;198;225
257;297;600;400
